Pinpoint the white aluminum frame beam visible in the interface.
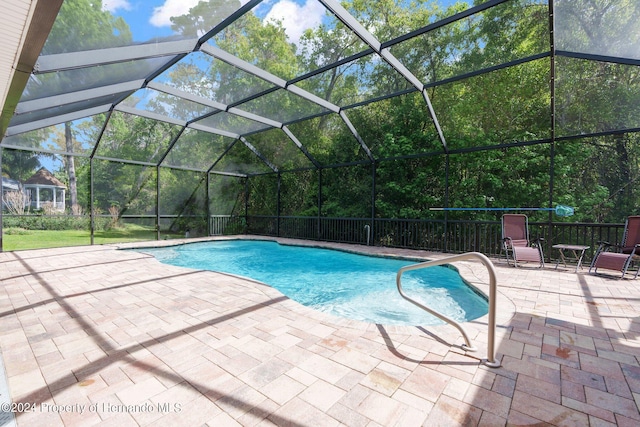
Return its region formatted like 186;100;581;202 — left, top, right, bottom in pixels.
339;110;374;161
147;81;226;112
15;79;145;114
240;136;278;172
227;107;282;129
282;125;321;168
114;104;186;127
188;122;240;140
34;39;198;73
5;103;111;136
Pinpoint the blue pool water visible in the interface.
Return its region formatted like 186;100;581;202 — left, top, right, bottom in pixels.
136;240;488;326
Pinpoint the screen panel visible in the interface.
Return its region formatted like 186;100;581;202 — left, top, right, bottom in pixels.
236;88;330;124
209;173;245;215
342;92;444;159
286;114;370;166
555;57;640;137
376;155;446;219
95;111;182;163
194;111;273;136
321;164;372;218
295;52;412;108
430;58;550;150
243;128;314;171
121;88;217;122
211;139;274;175
163;128;234;171
158;168;207;238
555;0;640;61
156;51;276;105
22;57;172;102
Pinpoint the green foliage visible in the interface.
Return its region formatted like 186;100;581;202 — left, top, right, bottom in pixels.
1;144;47;181
376;156;445;219
2;214;113;232
212;13;299;80
246;175;278;216
3;215;85;230
170;0;241;37
223;217;247;234
43;0;132;54
209;174;245;216
321;165;372;218
3;227;30;235
80;158;157;216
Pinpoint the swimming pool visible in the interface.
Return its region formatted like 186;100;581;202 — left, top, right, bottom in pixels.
136;240;488;326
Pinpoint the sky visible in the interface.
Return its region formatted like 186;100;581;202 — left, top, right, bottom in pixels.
102;0;327;46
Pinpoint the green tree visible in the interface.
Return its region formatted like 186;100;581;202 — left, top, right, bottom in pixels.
2;150;37;182
170;0;241;38
1;131;49;181
42;0;131;55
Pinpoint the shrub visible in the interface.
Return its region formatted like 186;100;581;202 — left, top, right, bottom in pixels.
2;214;89;230
3;227;31;235
2;191;27;215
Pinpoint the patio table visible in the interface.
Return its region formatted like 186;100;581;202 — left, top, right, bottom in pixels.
552;244;590;273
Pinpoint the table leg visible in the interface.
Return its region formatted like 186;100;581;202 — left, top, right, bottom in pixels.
575;249;586;273
556;249;567;270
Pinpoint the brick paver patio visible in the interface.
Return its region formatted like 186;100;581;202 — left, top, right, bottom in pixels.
1;236;639;426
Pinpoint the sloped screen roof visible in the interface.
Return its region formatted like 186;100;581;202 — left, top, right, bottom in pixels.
1;0;640;177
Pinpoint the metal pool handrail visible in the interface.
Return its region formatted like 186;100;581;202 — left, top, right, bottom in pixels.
396;251;500;368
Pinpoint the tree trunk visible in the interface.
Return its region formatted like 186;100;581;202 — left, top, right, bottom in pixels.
65;122;78;211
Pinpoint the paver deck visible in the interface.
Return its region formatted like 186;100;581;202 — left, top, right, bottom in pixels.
1;236;639;426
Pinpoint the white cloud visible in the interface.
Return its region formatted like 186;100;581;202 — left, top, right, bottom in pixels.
149;0;324;43
150;0;201;27
102;0;132;12
264;0;325;45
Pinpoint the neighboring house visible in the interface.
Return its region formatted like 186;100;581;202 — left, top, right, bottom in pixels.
1;176;20;192
23;168;66;211
2;176;23;210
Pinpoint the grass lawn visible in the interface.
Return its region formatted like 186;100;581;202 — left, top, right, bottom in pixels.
2;224;180;251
